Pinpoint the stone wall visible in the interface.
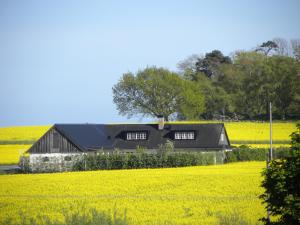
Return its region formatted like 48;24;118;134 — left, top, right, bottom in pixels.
25;153;83;172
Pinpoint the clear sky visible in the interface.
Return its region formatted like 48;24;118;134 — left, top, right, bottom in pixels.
1;0;300;127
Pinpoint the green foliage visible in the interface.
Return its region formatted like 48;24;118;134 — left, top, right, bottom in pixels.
19;155;30;173
225;146;291;163
112;40;300;121
135;145;145;154
73;150;223;171
71;145;293;171
178;80;205;120
195;50;232;78
260;123;300;224
112;66;205;121
157;140;174;157
256;40;279;56
2;207;128;225
179;48;300;120
216;210;250;225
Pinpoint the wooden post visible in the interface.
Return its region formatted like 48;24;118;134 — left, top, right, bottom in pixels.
267;101;273;223
269;102;273;161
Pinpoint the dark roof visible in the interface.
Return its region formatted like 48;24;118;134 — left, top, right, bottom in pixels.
54;123;230;151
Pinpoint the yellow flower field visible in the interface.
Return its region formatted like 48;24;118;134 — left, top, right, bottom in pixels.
0;122;295;144
168;121;297;146
0;145;31;165
0;126;49;164
0;122;296;165
224;122;296;143
0;125;50;142
0;162;266;225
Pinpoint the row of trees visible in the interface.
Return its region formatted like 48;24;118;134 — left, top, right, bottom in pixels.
113;38;300;121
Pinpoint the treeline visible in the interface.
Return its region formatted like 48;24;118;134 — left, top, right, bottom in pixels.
113;38;300;121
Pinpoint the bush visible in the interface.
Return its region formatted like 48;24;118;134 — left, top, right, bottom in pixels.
216;210;250;225
260;123;300;224
19;155;30;173
2;207;128;225
225;146;291;163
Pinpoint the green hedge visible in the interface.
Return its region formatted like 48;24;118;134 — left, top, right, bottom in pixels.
224;145;291;163
72;146;292;171
73;151;224;171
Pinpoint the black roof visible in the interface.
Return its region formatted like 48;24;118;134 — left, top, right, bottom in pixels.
54;123;230;151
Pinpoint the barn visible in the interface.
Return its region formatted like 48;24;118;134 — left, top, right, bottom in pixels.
25;121;230;172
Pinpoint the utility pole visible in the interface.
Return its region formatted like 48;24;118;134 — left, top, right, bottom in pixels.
269;102;273;161
267;101;273;223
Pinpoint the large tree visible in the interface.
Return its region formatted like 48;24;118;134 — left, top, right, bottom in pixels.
195;50;232;78
268;56;300;119
256;40;278;56
232;52;300;119
233;51;275;119
112;67;205;121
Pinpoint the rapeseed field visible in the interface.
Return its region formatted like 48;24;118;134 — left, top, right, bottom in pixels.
0;122;296;164
0;162;265;225
0;125;50;142
168;121;296;146
0;126;50;164
0;145;31;165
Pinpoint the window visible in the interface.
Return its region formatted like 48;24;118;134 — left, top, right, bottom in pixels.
43;157;49;162
220;133;224;142
126;132;147;140
174;131;195;140
64;156;72;161
53;132;59;148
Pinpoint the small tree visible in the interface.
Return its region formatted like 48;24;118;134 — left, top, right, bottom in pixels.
260;122;300;224
157;140;174;167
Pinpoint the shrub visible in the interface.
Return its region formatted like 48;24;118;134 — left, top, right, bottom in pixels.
260;123;300;224
2;207;128;225
225;146;291;163
19;155;30;173
216;210;250;225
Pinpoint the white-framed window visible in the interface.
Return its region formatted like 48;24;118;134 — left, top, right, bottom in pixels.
220;133;224;142
174;131;195;140
126;132;147;140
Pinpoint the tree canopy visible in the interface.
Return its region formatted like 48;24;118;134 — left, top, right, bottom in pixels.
195;50;232;78
112;67;205;121
113;38;300;121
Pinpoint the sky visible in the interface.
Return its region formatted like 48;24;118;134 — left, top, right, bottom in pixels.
0;0;300;127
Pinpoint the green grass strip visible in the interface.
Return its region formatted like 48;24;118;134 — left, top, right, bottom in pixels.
231;140;290;144
0;140;36;145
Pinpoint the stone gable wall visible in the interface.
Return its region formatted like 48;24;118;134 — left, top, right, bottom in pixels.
25;153;83;172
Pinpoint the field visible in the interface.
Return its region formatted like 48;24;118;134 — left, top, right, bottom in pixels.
0;125;50;165
0;122;297;165
0;123;292;224
0;145;31;165
0;162;266;225
168;121;296;148
0;125;50;144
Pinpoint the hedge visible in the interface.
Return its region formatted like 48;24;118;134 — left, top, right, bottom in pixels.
224;145;292;163
72;146;292;171
72;151;224;171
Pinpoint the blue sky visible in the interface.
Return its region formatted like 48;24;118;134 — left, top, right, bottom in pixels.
1;0;300;126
